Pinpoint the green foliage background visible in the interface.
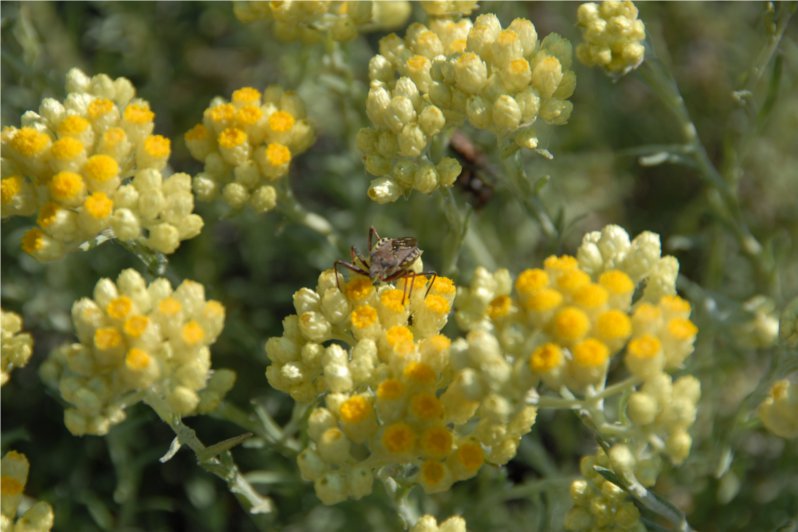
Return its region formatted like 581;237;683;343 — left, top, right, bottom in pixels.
2;2;797;531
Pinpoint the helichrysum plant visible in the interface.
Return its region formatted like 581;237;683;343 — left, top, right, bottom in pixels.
3;1;797;530
1;69;203;261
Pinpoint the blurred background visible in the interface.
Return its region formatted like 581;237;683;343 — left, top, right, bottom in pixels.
2;2;797;530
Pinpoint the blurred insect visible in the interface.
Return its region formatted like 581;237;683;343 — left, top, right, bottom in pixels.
335;227;436;303
449;131;495;209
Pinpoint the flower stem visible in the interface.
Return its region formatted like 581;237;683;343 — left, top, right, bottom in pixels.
276;178;344;254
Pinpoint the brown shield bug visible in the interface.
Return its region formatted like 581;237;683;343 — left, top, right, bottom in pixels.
334;227;437;302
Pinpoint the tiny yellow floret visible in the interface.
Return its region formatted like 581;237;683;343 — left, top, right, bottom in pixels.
660;295;691;314
144;135;171;158
429;276;456;296
49;171;85;201
124;315;150;337
158;297;182;316
421;426;453;458
37;202;60;228
407;55;430;72
208;103;236;124
544;255;578;271
377;378;405;400
455;441;484;472
107;296;133;319
572;338;609;367
340;395;373;424
184;124;208;142
268;111;296;133
58;115;91;136
411;392;444;420
551;306;590;342
123;103;155;125
404;362;436;386
599;270;634;295
265;143;292;166
21;228;45;254
510;58;530;74
88;98;115;119
218;128;248;149
667;318;697;340
530;343;563;373
382;422;416;453
50;137;84;161
516;268;550;295
487;295;512;319
10;127;50;156
523;288;563;312
497;29;519;45
125;347;152;370
84;155;120;182
181;320;205;345
424;294;450;315
351;304;378;329
94;327;123;350
386;325;414;351
420;460;446;485
574;283;609;309
380;289;406;313
595;310;632;340
628;334;661;359
0;476;23;496
232;86;261;105
346;277;374;301
84;192;114;219
1;176;23;204
236;105;263;126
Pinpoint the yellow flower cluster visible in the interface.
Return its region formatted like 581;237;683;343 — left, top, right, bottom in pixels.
1;309;33;387
358;13;576;203
420;1;478;19
233;1;411;43
576;1;646;76
1;451;54;532
267;267;520;504
185;86;315;213
410;514;467;532
1;68;203;261
40;269;232;436
564;448;644;532
758;378;798;439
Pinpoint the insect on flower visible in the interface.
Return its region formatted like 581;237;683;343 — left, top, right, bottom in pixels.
335;227;437;303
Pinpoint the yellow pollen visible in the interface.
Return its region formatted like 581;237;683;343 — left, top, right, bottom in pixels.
88;98;115;119
107;296;133;319
158;296;182;316
660;295;692;314
218;127;248;149
628;334;662;359
377;378;405;400
410;392;443;420
524;288;563;312
94;327;123;350
406;55;429;72
181;320;205;345
185;124;208;142
633;303;661;324
572;338;609;367
83;154;119;182
420;460;446;485
449;38;467;54
123;103;155;125
351;304;378;329
456;442;484;472
36;202;60;228
320;428;344;446
516;268;549;296
49;171;85;201
557;269;591;294
346;277;374;301
403;362;436;386
203;300;225;318
429;276;456;296
386;325;414;349
84;192;114;219
458;52;479;66
1;176;23;204
123;315;150;337
424;334;451;353
268;111;295;133
58;115;90;136
418;30;438;47
125;348;152;371
595;310;632;340
101;127;126;148
208;103;236;124
497;29;518;45
382;422;416;454
529;343;563;373
236;105;263;126
424;294;450;315
510;58;530;74
420;426;453;458
9;127;50;156
21;228;45;254
599;270;634;294
1;476;24;496
50;137;84;161
339;395;373;424
667;318;697;340
574;283;609;309
551;306;591;342
544;255;579;271
487;295;512;319
144;135;171;158
232;86;261;105
379;289;406;313
265;143;291;166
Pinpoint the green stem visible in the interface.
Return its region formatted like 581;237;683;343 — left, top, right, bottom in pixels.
213;401;301;457
500;152;558;242
437;188;471;276
276;178;343;254
534;377;641;410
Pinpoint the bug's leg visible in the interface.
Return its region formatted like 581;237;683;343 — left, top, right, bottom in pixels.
424;272;438;298
334;260;370;292
368;226;380;251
